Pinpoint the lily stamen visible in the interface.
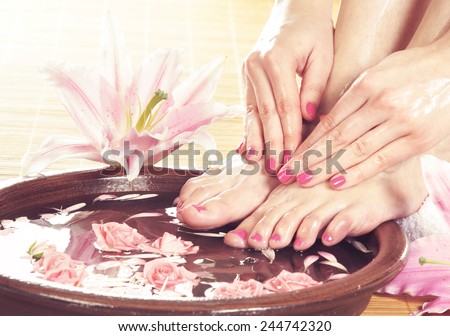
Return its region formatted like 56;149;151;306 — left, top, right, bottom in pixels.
419;257;450;266
136;89;168;132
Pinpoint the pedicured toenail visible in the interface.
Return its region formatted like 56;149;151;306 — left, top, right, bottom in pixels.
192;204;206;212
323;232;333;243
330;175;346;188
297;171;313;185
232;229;248;240
277;168;294;184
270;233;281;242
294;238;303;247
250;232;262;242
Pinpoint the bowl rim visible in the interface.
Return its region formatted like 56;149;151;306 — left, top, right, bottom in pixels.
0;167;409;315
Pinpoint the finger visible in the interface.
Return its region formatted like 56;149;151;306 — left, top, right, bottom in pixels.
279;103;380;183
246;65;285;169
242;77;264;161
328;136;416;189
296;121;406;187
264;61;302;157
295;74;370;154
299;53;332;122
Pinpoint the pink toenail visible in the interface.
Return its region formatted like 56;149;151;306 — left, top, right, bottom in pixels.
294;238;303;247
323;232;333;243
232;229;248;240
192;204;206;212
277;168;294;184
330;175;346;188
270;233;281;242
297;171;313;185
306;102;317;120
250;232;262;242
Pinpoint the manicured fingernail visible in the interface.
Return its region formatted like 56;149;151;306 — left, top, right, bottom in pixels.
323;232;333;243
192;204;206;212
268;157;277;171
270;233;281;242
283;152;292;165
297;171;313;185
250;232;262;242
231;229;248;240
246;146;257;158
294;238;303;247
306;102;317;119
330;175;346;188
235;142;243;153
232;229;248;240
277;168;294;184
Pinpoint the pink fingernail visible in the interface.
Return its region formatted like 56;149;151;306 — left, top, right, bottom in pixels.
330;175;346;188
235;142;243;153
297;171;313;185
294;238;303;247
323;232;333;243
192;204;206;212
306;102;317;119
270;233;281;242
277;168;294;184
268;157;277;171
250;232;262;242
283;151;292;165
246;146;257;159
232;229;248;240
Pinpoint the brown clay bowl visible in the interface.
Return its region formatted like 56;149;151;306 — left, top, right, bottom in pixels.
0;167;408;315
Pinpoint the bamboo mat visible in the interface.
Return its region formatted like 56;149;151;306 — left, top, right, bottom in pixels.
0;0;427;315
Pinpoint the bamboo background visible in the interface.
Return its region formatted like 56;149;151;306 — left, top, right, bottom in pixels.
0;0;429;315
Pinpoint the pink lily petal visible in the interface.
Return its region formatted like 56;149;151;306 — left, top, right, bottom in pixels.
379;234;450;315
417;297;450;316
41;61;124;145
422;155;450;224
126;212;163;220
172;57;224;106
124;154;143;182
157;102;237;142
126;48;183;123
21;136;103;176
173;129;217;152
100;13;133;98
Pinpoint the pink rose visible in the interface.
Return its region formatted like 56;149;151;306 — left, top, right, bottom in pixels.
43;262;86;286
143;259;199;291
92;222;148;252
210;279;267;299
263;270;321;293
140;232;199;256
33;250;86;286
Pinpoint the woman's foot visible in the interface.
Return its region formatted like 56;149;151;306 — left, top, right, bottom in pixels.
176;158;279;229
224;157;427;250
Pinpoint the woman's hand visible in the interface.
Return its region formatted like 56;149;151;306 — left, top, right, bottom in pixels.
239;0;334;171
279;41;450;189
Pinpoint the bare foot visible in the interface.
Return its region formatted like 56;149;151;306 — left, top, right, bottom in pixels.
224;157;428;250
176;158;279;229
